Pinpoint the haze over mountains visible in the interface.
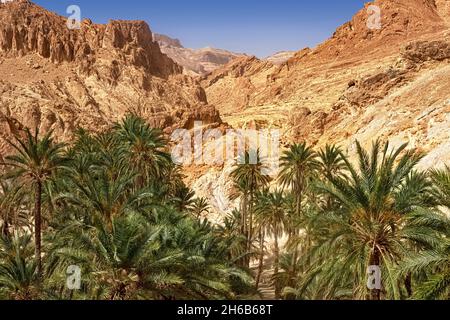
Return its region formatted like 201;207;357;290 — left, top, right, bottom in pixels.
1;0;450;215
196;0;450;213
153;33;245;76
0;0;221;161
153;33;295;75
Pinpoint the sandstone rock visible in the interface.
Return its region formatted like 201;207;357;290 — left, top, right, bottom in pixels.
402;40;450;63
193;0;450;217
265;51;296;65
154;33;244;76
0;0;222;159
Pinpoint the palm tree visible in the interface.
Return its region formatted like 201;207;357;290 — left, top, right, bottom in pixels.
317;144;347;180
317;145;347;211
171;185;195;213
231;150;271;267
2;129;66;278
279;142;318;218
49;213;168;299
309;140;427;300
115;115;171;186
0;232;39;300
0;179;28;236
255;189;286;298
49;207;248;300
278;142;318;277
397;208;450;300
396;167;450;299
189;197;211;219
429;166;450;208
216;210;248;263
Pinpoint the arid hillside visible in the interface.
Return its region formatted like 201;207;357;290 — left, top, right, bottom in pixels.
265;51;296;65
2;0;450;217
201;0;450;167
154;33;244;76
192;0;450;215
0;0;221;160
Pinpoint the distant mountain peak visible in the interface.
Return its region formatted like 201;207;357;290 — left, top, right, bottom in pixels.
153;33;184;48
0;0;222;159
153;33;244;76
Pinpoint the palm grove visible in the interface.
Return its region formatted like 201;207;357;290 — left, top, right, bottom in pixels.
0;115;449;300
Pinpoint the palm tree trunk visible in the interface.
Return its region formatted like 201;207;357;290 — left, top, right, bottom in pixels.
1;219;9;237
241;194;247;236
241;194;249;267
34;180;43;279
405;272;413;297
274;226;280;299
305;226;312;268
295;171;303;217
255;228;264;289
291;187;302;282
369;248;381;301
248;186;255;264
290;247;298;287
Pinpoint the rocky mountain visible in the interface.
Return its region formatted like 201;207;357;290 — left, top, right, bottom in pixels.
3;0;450;217
201;0;450;155
265;51;296;65
193;0;450;214
154;33;244;76
0;0;221;160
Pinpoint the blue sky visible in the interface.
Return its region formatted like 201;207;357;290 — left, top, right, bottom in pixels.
33;0;367;57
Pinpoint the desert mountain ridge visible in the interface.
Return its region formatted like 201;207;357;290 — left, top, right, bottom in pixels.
0;0;222;161
153;33;245;76
192;0;450;216
265;51;296;65
2;0;450;218
154;32;296;75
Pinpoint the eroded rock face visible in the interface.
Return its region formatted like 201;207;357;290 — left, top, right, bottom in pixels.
0;0;181;78
0;0;222;159
435;0;450;23
201;0;449;117
402;40;450;63
195;0;450;216
200;56;276;114
265;51;296;65
154;33;244;76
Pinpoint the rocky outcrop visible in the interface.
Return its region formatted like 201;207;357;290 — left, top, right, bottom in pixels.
402;40;450;63
435;0;450;23
0;0;181;78
193;0;450;216
201;0;449;118
265;51;296;65
303;0;445;62
327;40;450;112
153;33;183;48
155;33;243;76
200;56;276;114
0;0;222;159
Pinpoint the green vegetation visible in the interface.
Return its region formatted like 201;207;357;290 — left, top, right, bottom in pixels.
0;115;250;300
228;140;450;300
1;115;449;300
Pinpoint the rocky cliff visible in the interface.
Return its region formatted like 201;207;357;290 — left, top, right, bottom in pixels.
154;33;244;76
0;0;221;159
3;0;450;218
265;51;296;65
195;0;450;215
